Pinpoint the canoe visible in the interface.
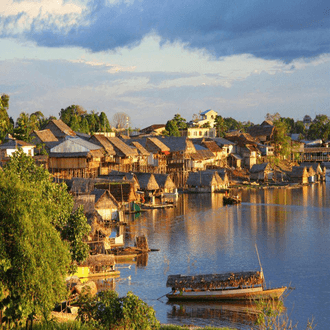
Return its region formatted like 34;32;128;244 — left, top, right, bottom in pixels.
166;286;287;301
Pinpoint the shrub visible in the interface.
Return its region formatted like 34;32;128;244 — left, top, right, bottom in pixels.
77;290;159;330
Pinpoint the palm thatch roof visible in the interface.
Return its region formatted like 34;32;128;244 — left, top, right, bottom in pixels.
158;136;196;153
146;137;170;153
166;271;263;290
134;173;160;191
202;140;223;153
31;129;58;142
250;163;271;173
91;189;119;207
153;173;177;190
289;166;308;178
130;141;150;156
186;171;219;187
48;119;76;137
69;178;95;194
300;162;324;174
90;134;116;155
107;137;138;157
190;149;215;160
0;139;35;149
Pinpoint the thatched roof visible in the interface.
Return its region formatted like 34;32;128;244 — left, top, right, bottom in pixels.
250;163;271;173
80;254;116;267
49;119;76;137
134;173;160;190
90;134;116;155
0;139;35;149
130;141;150;156
202;140;223;153
158;136;196;153
186;171;219;187
31;129;58;142
166;271;263;290
247;124;275;140
108;137;137;157
146;137;170;153
289;166;308;178
70;178;95;194
140;124;166;134
153;173;177;190
191;149;215;160
91;189;119;207
301;162;323;174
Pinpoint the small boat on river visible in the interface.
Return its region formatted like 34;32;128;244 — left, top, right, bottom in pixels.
166;270;286;301
223;195;241;205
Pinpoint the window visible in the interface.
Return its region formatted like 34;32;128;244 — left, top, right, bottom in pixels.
199;131;202;136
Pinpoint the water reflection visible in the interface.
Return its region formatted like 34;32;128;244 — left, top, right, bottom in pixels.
112;183;330;329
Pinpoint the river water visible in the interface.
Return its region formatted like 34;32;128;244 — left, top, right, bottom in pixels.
110;181;330;329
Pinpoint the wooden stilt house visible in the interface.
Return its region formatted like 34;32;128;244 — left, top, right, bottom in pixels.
185;171;222;193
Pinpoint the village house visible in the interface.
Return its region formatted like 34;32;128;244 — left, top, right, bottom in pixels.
301;162;326;182
134;173;160;195
190;144;216;170
193;139;228;167
153;173;177;194
193;109;218;128
89;134;116;175
184;127;216;138
44;119;76;141
249;163;273;182
225;133;259;169
247;120;275;144
48;137;104;179
91;188;121;223
106;137;139;172
185;170;223;193
130;141;150;172
139;124;166;136
0;139;35;166
288;166;309;184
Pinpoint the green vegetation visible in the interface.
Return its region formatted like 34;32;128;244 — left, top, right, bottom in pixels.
165;114;187;136
0;150;90;326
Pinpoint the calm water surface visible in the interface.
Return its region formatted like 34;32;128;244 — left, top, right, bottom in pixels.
111;181;330;329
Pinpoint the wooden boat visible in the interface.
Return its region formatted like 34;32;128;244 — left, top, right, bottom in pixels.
166;270;286;301
77;254;120;279
223;195;241;204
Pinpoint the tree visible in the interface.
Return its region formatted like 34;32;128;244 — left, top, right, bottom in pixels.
294;120;306;137
14;112;40;141
99;112;112;132
307;114;330;141
224;117;242;131
172;114;187;130
272;117;291;159
0;151;90;324
214;115;228;137
0;94;13;141
112;112;130;129
165;119;180;137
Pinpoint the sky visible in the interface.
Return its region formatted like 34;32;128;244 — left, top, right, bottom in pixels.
0;0;329;129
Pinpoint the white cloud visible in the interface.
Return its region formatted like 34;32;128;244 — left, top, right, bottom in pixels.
0;0;84;17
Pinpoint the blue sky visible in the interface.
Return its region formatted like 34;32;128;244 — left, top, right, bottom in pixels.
0;0;329;128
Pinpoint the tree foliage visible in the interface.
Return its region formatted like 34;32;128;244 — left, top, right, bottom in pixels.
272;116;291;159
77;290;159;330
0;94;13;142
214;115;228;137
0;151;90;324
60;105;112;134
307;114;330;141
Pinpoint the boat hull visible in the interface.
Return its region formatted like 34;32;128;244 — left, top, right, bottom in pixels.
166;286;287;301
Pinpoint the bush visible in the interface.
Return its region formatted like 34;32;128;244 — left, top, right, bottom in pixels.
77;290;159;330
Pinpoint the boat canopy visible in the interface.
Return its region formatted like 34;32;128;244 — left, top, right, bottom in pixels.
166;271;263;290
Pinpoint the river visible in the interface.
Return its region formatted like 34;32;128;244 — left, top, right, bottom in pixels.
108;181;330;329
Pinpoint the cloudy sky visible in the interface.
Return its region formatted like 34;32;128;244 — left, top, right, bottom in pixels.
0;0;329;129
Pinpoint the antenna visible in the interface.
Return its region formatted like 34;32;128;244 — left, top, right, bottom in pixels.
255;244;266;287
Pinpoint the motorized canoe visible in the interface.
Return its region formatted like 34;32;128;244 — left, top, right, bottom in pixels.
223;195;241;205
166;271;286;301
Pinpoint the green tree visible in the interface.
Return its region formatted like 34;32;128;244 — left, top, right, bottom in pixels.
273;117;291;159
14;112;40;141
214;115;228;137
307;114;330;140
224;117;242;131
0;150;90;325
294;120;307;137
99;112;112;132
0;94;13;141
165;119;180;137
172;114;187;130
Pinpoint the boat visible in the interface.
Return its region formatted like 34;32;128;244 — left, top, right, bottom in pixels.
166;270;286;301
76;254;120;279
223;195;241;204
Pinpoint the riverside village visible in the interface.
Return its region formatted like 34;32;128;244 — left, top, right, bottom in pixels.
1;95;329;329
